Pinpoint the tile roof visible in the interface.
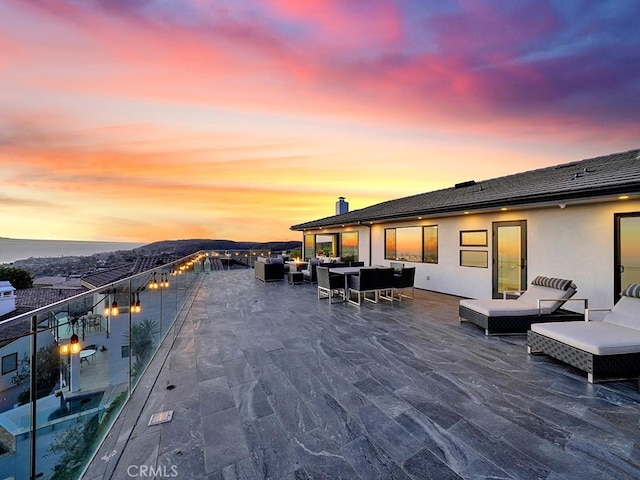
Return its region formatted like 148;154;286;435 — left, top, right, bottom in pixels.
0;287;86;348
291;148;640;230
16;287;86;309
0;255;179;349
81;255;178;288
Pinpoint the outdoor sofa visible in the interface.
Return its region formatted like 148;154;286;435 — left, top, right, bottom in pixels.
528;283;640;384
459;276;585;335
254;257;285;282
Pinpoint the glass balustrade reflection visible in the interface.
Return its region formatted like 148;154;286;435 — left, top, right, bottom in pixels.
0;252;204;479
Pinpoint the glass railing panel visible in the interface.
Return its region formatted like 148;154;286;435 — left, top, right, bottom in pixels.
0;251;204;480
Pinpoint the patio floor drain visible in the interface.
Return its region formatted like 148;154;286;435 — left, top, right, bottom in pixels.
149;410;174;426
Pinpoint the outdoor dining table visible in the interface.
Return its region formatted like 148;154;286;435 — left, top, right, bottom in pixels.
80;348;97;365
328;266;366;295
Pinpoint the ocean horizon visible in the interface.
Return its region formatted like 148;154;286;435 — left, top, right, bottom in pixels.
0;237;146;264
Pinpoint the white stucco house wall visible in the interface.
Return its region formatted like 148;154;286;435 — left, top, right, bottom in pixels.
291;149;640;310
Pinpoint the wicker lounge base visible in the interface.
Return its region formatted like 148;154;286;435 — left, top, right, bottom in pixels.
459;305;584;335
527;330;640;383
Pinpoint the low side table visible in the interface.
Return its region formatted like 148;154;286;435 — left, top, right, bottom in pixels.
288;271;303;285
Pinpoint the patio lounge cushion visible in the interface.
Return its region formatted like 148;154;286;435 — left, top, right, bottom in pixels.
531;276;573;290
621;283;640;298
531;321;640;356
459;282;575;317
459;298;540;317
530;286;640;356
601;294;640;329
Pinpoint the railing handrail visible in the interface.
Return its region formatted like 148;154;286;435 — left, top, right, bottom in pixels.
0;250;205;327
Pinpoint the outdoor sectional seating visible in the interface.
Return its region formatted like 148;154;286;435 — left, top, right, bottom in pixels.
459;276;585;335
528;283;640;383
254;257;284;282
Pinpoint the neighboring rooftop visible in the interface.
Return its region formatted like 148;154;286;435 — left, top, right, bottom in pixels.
0;287;86;348
81;255;178;288
291;148;640;230
32;276;84;289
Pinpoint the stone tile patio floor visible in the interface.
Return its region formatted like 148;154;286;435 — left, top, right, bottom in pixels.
84;269;640;479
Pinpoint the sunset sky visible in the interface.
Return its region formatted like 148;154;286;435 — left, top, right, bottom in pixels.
1;1;639;243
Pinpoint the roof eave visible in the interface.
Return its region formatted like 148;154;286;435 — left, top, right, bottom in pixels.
291;184;640;230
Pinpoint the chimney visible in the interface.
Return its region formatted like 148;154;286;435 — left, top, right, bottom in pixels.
335;196;349;215
0;281;16;317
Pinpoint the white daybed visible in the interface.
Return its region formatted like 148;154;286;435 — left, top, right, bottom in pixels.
528;283;640;383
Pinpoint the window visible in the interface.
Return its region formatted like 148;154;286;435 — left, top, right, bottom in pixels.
385;229;396;260
423;225;438;264
304;234;315;260
2;353;18;375
340;232;358;262
386;226;438;263
460;230;487;247
460;250;488;268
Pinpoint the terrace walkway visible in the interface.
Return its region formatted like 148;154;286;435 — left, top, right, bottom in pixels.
84;269;640;479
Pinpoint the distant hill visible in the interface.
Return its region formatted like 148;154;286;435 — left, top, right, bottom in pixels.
133;239;301;257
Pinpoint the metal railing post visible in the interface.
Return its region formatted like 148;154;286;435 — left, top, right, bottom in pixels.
29;315;37;480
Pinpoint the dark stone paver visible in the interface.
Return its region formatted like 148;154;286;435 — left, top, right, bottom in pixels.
84;269;640;479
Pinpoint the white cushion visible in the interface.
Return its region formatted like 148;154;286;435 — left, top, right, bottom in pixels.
518;284;575;312
460;298;541;317
460;283;576;318
603;295;640;329
531;321;640;355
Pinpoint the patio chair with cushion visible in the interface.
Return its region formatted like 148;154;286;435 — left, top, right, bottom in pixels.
347;268;393;305
392;267;416;301
317;266;345;303
302;259;322;283
528;283;640;383
459;276;585;335
390;261;405;273
376;267;397;302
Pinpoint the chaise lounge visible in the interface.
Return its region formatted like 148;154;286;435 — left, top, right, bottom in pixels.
528;283;640;384
459;276;585;335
